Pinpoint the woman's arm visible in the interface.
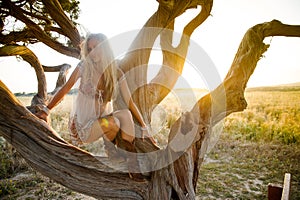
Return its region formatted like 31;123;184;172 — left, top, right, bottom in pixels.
118;71;156;144
36;66;80;121
47;66;80;110
119;78;147;128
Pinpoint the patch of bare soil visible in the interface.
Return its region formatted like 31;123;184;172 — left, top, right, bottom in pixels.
196;134;300;199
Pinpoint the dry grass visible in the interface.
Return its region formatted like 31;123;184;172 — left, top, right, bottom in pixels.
154;88;300;199
224;90;300;144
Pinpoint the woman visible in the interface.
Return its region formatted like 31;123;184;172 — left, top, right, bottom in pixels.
36;33;150;181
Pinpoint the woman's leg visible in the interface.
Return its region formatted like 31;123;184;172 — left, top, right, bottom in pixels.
85;116;120;143
113;109;146;181
113;109;135;142
99;116;120;141
89;116;124;160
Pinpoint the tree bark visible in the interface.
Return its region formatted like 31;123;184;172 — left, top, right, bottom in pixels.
43;64;72;95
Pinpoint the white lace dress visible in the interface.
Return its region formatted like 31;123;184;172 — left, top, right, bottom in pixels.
69;64;113;145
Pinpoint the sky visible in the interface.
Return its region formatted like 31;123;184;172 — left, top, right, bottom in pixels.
0;0;300;93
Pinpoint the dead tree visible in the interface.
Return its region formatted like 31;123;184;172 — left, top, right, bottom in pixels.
0;0;300;199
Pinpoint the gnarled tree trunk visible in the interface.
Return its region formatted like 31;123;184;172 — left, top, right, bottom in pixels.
0;0;300;199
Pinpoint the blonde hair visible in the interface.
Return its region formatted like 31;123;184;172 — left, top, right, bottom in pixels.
80;33;117;102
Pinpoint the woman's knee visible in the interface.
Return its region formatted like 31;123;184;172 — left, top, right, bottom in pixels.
106;116;120;132
119;109;134;122
117;109;135;142
100;116;120;141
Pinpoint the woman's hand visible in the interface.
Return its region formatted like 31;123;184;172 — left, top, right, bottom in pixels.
141;126;157;145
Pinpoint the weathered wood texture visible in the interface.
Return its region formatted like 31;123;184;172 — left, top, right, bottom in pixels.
1;0;300;198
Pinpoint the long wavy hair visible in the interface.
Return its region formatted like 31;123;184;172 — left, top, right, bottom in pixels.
80;33;118;103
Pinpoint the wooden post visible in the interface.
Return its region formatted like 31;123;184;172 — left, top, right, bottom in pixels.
268;183;283;200
281;173;291;200
268;173;291;200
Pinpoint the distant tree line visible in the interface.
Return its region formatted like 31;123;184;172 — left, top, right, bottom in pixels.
14;89;78;97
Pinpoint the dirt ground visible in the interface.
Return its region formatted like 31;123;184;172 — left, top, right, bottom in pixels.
1;134;299;199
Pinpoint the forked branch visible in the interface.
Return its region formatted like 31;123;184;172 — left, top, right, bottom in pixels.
170;20;300;194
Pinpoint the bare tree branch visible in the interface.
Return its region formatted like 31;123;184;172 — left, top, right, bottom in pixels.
0;30;37;44
118;0;213;131
0;44;47;103
42;64;72;94
173;20;300;193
